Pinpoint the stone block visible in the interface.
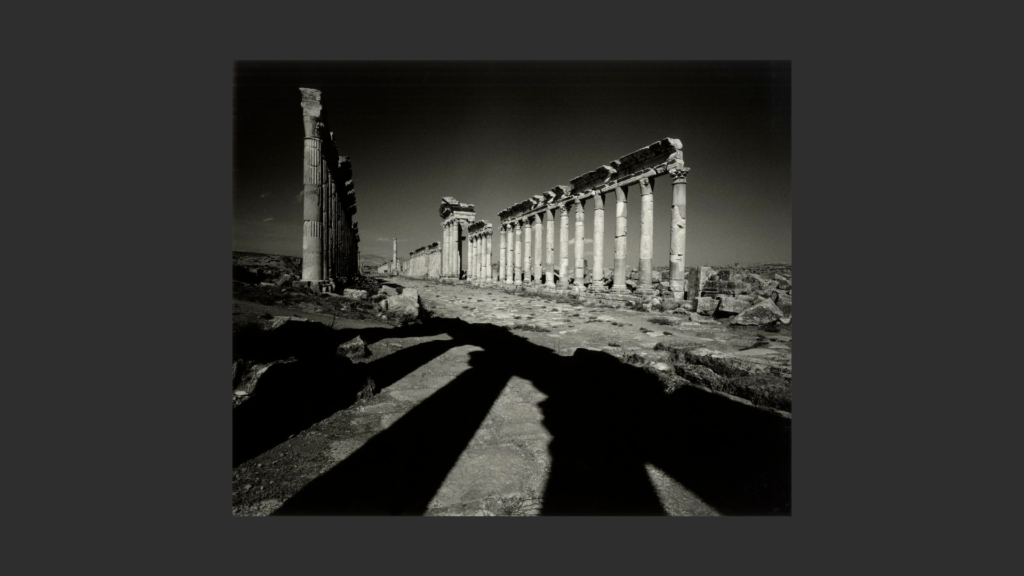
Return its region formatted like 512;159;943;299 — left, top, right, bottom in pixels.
695;296;719;315
730;299;784;326
715;296;751;316
343;288;368;300
337;336;371;359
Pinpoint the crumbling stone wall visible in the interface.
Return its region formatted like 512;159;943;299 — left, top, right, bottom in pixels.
403;242;441;278
298;87;360;289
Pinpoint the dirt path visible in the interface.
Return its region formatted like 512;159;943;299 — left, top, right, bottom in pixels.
232;279;791;516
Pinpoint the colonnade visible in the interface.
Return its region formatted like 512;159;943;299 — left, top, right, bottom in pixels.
467;221;494;283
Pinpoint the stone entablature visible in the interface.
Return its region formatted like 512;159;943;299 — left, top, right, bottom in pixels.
297;87;360;288
496;137;690;299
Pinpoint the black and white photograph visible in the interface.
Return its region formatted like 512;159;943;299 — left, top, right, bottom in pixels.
232;60;791;516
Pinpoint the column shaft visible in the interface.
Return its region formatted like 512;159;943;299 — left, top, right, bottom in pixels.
613;187;628;291
592;192;605;289
558;206;569;287
506;225;514;284
499;226;507;283
545;209;555;287
574;199;586;286
639;177;654;288
524;220;532;284
513;221;523;285
533;215;543;284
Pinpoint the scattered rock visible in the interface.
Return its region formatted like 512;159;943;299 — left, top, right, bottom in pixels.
695;297;719;316
380;288;420;323
379;285;399;297
715;296;751;316
275;273;292;286
267;316;308;330
343;288;368;300
337;336;371;359
731;299;785;326
653;362;671;372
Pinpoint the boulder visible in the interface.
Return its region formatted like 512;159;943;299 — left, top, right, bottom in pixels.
715;296;751;316
626;280;638;290
343;288;368;300
380;289;420;323
730;299;785;326
775;294;792;317
337;336;371;359
379;285;399;297
651;270;662;282
695;296;719;316
275;273;292;286
661;299;681;311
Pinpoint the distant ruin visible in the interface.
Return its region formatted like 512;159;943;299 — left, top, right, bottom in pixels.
497;138;690;302
296;88;360;290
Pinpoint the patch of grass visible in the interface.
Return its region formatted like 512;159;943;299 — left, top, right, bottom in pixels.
663;331;674;336
510;324;551;333
648;316;674;326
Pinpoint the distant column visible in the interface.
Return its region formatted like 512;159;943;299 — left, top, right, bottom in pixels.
592;192;605;290
499;224;507;284
506;224;515;285
545;208;555;287
558;205;569;288
300;88;323;282
469;235;475;281
513;220;523;286
485;232;493;283
455;221;463;279
639;177;654;289
612;186;628;292
523;218;533;285
442;222;449;277
574;198;586;286
392;238;398;275
669;165;690;299
533;214;543;285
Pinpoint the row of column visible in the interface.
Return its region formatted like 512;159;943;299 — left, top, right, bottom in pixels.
493;171;689;297
441;219;467;278
467;229;494;283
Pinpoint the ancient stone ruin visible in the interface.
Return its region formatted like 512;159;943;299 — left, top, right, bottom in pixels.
404;242;441;278
496;138;689;304
296;88;360;291
467;220;494;284
439;197;476;281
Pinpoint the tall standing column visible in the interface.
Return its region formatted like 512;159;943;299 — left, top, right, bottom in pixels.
506;224;514;285
574;199;586;287
669;166;690;299
545;208;555;287
513;220;523;286
612;186;628;292
592;192;605;290
300;88;323;282
533;214;543;285
469;236;475;281
558;205;569;288
441;223;448;277
639;177;655;289
485;233;492;282
455;221;462;280
523;218;533;285
499;225;507;284
392;237;398;275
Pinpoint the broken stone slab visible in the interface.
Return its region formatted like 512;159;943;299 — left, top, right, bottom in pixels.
695;296;719;315
275;273;292;286
379;285;399;297
730;299;785;326
343;288;368;300
337;336;371;359
715;296;751;316
267;315;309;330
379;289;420;324
683;347;763;378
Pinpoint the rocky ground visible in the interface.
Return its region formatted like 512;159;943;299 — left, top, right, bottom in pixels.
232;265;792;516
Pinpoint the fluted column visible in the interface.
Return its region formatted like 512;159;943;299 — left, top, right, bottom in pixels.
639;177;655;289
485;232;493;283
499;225;507;284
612;186;628;292
442;222;449;277
513;220;523;286
574;198;586;287
592;192;606;290
300;88;323;282
533;214;543;285
544;209;555;287
506;224;514;285
523;218;533;285
558;205;569;287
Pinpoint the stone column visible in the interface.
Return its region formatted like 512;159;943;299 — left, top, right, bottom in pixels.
669;166;690;299
300;88;323;282
523;218;533;285
442;222;449;277
513;220;523;286
558;205;569;288
612;186;628;292
484;233;491;283
468;235;475;281
639;176;655;289
592;192;605;290
455;221;463;280
574;199;586;287
545;208;555;287
499;225;507;284
392;238;398;275
533;214;543;285
506;224;514;285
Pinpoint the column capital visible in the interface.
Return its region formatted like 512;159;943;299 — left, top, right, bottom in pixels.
514;219;523;229
573;197;586;209
668;164;691;183
639;176;654;193
558;204;569;214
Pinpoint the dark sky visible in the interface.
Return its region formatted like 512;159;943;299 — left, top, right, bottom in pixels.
233;61;790;266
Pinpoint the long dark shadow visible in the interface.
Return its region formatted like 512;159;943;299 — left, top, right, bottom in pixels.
273;349;511;515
